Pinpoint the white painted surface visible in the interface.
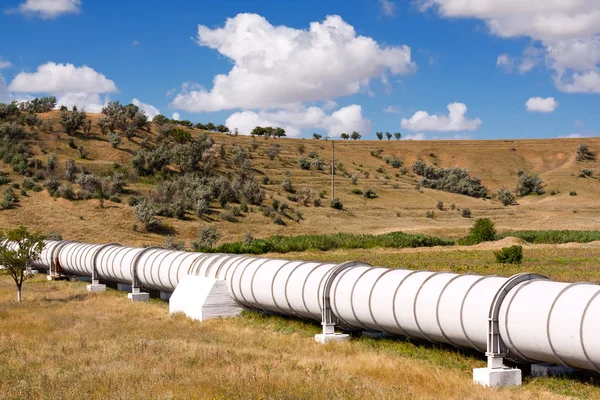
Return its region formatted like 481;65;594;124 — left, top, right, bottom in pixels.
169;276;243;321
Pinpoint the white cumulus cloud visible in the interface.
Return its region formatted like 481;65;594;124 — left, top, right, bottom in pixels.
9;62;117;93
0;58;13;69
171;112;180;121
419;0;600;93
132;98;160;120
55;92;108;113
525;97;559;113
401;102;481;132
225;104;371;138
9;0;81;19
171;13;415;112
8;62;117;112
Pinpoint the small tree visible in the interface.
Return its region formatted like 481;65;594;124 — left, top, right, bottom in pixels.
340;133;349;140
351;131;361;140
376;132;383;140
494;245;523;264
386;132;392;140
313;133;322;140
469;218;496;243
394;132;402;140
0;226;46;302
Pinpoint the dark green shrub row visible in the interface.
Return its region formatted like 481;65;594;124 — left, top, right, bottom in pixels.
196;231;454;254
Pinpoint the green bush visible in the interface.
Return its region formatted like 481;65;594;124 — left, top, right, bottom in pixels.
496;187;516;206
459;218;495;245
462;208;471;218
351;189;363;195
494;245;523;264
411;161;488;198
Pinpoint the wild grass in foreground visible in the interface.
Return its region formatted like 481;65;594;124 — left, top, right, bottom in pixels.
497;230;600;244
1;275;597;399
199;231;455;254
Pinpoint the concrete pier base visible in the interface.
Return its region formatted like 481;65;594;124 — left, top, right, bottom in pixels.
128;292;149;302
160;292;172;301
117;283;132;292
314;333;350;344
87;284;106;292
473;367;522;387
531;363;575;377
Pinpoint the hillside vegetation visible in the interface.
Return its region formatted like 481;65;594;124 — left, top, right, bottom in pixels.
0;99;599;247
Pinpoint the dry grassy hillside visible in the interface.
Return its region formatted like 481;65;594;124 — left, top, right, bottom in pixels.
1;110;599;246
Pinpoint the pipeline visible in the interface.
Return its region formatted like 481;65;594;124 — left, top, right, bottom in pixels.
30;240;600;378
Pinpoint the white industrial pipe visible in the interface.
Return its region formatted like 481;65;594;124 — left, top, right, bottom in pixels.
27;240;600;376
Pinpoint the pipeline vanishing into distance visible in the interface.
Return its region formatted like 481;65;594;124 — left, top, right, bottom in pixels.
30;240;600;374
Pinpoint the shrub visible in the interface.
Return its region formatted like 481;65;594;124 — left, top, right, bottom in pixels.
272;214;285;225
576;143;594;161
516;171;544;196
46;231;63;241
462;208;471;218
63;158;77;181
582;168;593;177
78;145;88;159
164;236;185;251
370;149;383;157
44;178;61;197
67;138;77;149
494;245;523;264
58;183;75;200
59;106;86;135
192;225;220;250
45;153;58;173
383;155;403;168
107;132;122;149
133;199;162;232
297;156;310;170
496;187;516;206
450;203;456;210
265;143;281;160
350;174;359;185
351;189;363;195
220;209;238;222
411;161;488;198
570;191;577;196
330;197;343;210
311;157;324;171
313;197;321;207
297;143;305;155
436;200;444;210
21;178;36;190
364;188;377;199
282;177;295;193
425;210;434;219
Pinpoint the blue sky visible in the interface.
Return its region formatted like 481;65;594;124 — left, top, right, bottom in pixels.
0;0;599;140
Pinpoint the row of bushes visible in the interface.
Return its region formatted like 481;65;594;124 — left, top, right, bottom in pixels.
195;231;455;254
496;230;600;244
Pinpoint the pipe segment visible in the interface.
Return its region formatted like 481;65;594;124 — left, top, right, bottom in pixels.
27;240;600;373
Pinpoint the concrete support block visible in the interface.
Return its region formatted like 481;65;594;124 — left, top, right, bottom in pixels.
87;283;106;292
169;276;243;321
160;292;172;301
127;292;149;302
117;283;132;292
530;363;575;377
314;333;350;344
473;367;522;387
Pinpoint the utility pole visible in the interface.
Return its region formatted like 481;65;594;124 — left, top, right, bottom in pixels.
331;140;335;199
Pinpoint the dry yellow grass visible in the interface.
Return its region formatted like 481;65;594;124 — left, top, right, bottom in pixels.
1;275;594;399
0;111;599;247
